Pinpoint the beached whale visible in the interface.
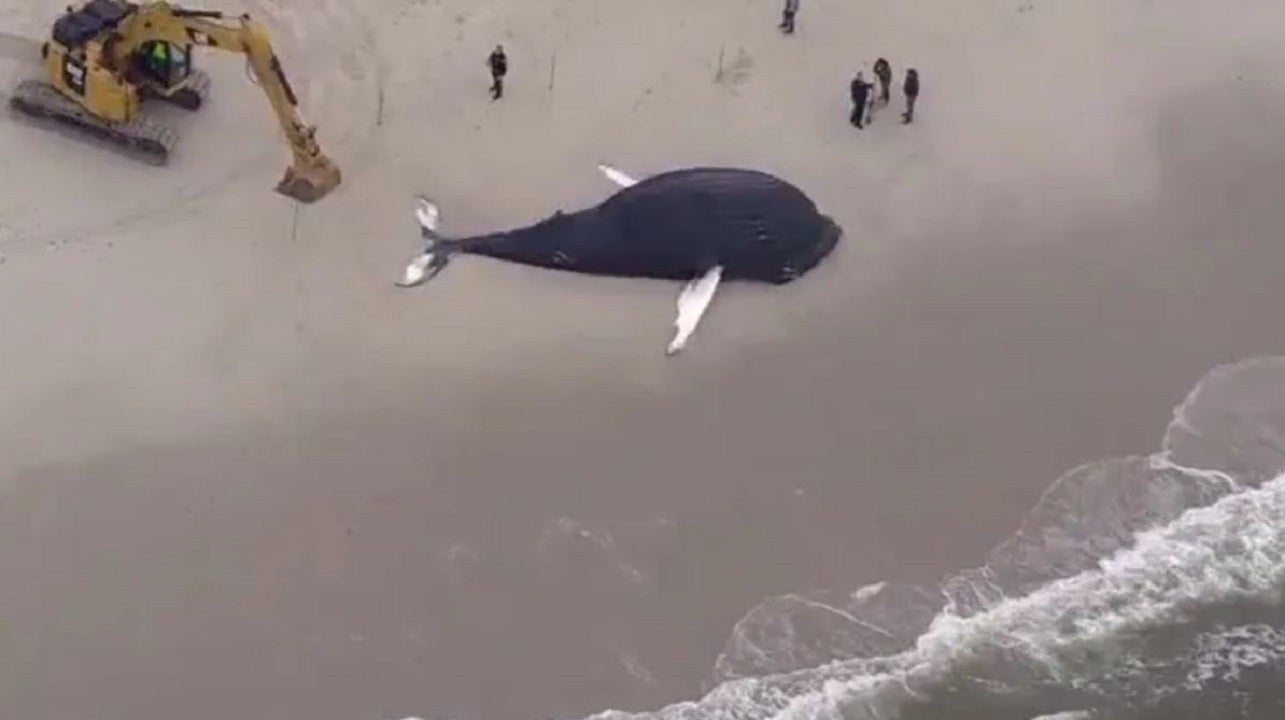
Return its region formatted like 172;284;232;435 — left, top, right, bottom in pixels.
397;163;842;354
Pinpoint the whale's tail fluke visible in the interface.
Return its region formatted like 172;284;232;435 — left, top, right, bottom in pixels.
397;196;459;288
414;195;441;234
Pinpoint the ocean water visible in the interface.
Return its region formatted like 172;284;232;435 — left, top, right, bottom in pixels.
393;356;1285;720
578;356;1285;720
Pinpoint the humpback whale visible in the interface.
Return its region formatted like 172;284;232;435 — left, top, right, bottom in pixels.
398;164;842;354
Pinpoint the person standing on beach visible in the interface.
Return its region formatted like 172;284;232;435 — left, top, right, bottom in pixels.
849;70;872;129
873;58;893;105
779;0;800;34
902;68;919;123
488;45;508;100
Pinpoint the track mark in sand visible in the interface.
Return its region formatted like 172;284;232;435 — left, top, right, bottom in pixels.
715;46;754;88
0;0;387;247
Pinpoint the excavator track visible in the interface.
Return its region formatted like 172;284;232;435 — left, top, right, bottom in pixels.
8;78;178;165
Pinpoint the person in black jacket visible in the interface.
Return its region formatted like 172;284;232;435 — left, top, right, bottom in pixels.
779;0;800;34
902;68;919;124
488;45;508;100
873;57;892;105
849;71;872;129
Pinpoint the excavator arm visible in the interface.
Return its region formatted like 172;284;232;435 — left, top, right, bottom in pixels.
110;3;340;202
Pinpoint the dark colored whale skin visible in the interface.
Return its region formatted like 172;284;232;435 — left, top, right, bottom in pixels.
429;167;842;284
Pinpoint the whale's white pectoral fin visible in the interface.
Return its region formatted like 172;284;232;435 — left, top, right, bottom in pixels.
414;195;441;233
597;163;639;188
397;252;435;288
668;265;723;356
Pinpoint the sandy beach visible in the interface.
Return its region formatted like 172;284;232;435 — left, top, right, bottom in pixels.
3;0;1285;718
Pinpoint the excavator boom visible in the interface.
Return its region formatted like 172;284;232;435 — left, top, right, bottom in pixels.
107;4;341;202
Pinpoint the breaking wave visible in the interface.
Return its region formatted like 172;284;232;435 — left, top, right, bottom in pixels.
581;357;1285;720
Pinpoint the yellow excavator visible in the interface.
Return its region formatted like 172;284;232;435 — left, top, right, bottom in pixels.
8;0;340;203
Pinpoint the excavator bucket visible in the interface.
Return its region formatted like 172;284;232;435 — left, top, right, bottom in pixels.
275;155;342;203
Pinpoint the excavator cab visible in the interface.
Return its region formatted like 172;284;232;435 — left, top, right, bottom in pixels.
130;40;207;110
136;40;189;87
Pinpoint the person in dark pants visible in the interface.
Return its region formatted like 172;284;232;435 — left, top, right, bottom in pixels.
487;45;508;100
849;71;872;129
902;68;919;123
779;0;800;34
873;57;892;105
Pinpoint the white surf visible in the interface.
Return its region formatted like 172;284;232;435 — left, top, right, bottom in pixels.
581;472;1285;720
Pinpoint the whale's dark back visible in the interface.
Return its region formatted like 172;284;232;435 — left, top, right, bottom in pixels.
465;167;842;283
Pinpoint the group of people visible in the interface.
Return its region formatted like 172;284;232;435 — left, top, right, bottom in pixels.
848;58;919;128
779;2;922;129
485;3;923;131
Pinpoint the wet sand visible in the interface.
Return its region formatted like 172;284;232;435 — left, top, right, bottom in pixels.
3;0;1285;719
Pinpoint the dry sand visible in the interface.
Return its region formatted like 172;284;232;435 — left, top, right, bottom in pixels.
3;0;1285;718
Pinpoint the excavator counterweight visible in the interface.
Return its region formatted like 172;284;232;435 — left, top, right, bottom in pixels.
8;0;341;203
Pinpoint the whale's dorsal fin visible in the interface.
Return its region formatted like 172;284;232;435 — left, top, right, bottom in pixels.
668;265;723;356
597;163;639;188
